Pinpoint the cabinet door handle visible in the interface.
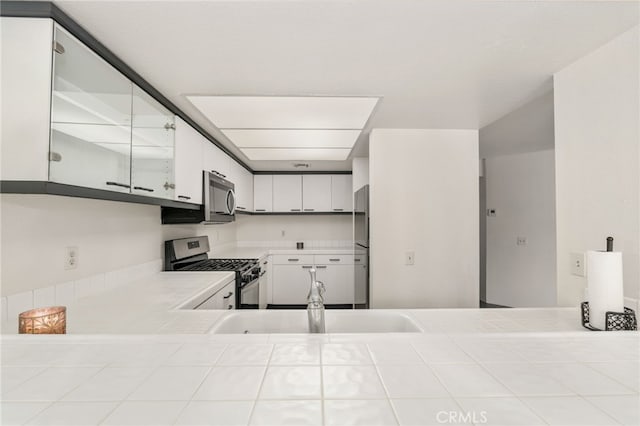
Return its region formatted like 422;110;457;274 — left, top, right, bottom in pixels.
227;305;233;309
288;258;299;262
163;182;175;190
53;41;65;54
304;209;315;212
259;271;266;277
211;170;226;179
290;209;301;212
255;209;266;212
354;258;361;262
262;261;268;265
302;265;313;269
333;208;344;211
329;258;340;262
49;151;62;162
177;195;191;200
164;122;176;130
223;292;233;299
133;186;154;192
106;181;131;189
316;265;327;269
236;206;246;210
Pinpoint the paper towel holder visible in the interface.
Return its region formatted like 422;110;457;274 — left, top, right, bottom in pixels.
581;302;637;331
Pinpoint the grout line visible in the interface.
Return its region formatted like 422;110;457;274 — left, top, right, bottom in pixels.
319;341;325;426
246;343;275;423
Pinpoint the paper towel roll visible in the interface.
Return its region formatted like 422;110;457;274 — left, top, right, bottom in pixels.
587;250;624;330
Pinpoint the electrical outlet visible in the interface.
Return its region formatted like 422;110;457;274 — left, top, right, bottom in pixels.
516;236;527;246
65;246;78;270
570;252;585;277
405;251;415;265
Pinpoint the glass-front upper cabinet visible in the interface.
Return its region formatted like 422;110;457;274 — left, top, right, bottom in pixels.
131;86;175;199
49;25;133;193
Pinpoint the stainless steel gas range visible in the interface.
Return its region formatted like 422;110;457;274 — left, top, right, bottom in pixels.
164;236;260;309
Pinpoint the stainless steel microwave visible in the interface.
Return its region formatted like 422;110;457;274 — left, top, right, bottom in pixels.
204;171;236;223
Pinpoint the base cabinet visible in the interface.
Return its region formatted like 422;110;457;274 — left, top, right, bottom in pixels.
316;265;354;305
272;264;314;305
195;281;235;310
271;254;354;305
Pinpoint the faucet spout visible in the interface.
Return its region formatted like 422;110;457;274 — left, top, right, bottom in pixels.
307;268;326;333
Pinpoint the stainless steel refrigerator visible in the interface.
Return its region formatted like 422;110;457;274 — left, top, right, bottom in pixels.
354;185;369;309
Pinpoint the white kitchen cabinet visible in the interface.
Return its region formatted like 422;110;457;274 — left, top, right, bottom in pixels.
253;175;273;212
272;263;314;305
331;175;353;212
49;25;134;193
203;140;232;180
273;175;302;212
271;254;354;305
315;264;354;305
174;117;204;204
130;85;175;199
196;281;235;310
1;17;52;182
228;161;253;212
302;175;332;212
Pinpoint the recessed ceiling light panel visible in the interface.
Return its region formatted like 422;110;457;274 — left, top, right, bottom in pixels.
240;148;351;161
221;129;361;148
187;95;378;129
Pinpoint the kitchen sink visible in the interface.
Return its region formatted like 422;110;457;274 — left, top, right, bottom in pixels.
208;310;423;334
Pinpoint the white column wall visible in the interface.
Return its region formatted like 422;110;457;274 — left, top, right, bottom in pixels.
369;129;479;308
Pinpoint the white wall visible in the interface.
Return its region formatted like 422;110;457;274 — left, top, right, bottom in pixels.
235;214;352;247
352;157;369;192
369;129;479;308
480;91;555;158
485;150;557;307
554;26;639;306
0;194;236;296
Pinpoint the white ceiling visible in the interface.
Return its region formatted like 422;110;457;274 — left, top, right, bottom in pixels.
54;0;639;171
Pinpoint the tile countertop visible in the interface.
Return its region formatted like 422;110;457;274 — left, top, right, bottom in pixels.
1;270;638;425
1;271;236;335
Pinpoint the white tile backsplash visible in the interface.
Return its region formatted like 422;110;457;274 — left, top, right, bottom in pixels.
4;259;162;321
7;291;33;320
1;296;7;322
74;274;105;300
33;286;56;307
55;281;75;306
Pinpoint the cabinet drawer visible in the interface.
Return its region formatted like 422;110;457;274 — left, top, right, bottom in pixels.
271;254;315;265
314;254;353;265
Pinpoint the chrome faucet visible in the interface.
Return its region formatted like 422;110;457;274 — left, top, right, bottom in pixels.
307;268;326;333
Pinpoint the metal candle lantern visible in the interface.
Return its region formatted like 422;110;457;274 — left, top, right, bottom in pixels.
18;306;67;334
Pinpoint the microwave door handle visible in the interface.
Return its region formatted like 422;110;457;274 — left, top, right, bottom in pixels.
227;189;236;215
